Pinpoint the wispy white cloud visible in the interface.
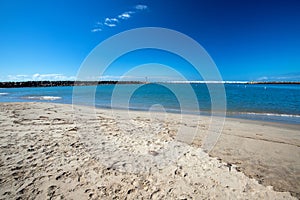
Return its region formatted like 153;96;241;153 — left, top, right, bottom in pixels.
6;74;76;81
32;73;73;81
92;4;148;32
135;5;148;10
257;72;300;81
104;18;119;27
118;11;133;20
7;75;29;81
257;76;268;81
91;28;102;32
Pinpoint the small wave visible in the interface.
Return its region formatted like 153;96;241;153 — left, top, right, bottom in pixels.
0;93;9;96
231;112;300;118
226;111;300;124
22;96;62;101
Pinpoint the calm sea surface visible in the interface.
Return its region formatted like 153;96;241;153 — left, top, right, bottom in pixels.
0;84;299;124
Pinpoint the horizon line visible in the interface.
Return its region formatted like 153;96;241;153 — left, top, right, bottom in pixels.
0;80;300;84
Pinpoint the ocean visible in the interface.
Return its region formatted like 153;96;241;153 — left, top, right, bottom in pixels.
0;83;299;124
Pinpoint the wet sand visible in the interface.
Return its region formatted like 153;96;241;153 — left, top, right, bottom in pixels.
0;102;299;199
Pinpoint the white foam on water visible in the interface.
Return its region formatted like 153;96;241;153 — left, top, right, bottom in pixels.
242;112;300;118
227;111;300;124
23;96;62;101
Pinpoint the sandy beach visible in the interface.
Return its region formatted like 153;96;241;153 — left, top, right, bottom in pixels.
0;102;299;199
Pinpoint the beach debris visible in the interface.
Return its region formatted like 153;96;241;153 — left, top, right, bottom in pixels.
226;163;232;172
127;188;135;194
150;188;160;199
68;127;78;132
148;150;159;156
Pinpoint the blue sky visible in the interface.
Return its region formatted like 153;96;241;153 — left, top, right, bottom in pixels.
0;0;299;81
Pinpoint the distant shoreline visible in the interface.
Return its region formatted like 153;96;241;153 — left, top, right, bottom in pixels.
0;80;299;88
0;81;144;88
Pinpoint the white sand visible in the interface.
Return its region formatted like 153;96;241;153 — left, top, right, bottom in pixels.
0;102;298;199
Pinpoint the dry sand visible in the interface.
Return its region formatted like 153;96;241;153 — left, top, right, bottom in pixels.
0;102;299;199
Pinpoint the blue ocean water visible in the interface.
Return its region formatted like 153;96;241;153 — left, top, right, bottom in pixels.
0;83;299;124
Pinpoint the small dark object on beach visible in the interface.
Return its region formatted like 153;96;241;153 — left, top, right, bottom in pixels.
148;150;159;156
226;163;232;172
